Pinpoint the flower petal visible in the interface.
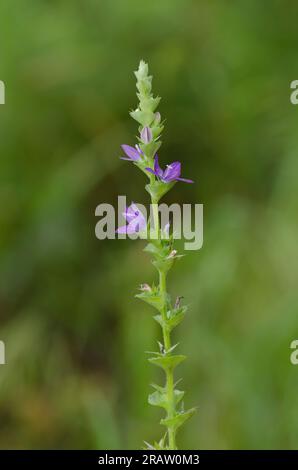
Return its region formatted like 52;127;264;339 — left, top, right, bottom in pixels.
121;144;141;161
130;202;140;214
162;161;181;182
117;203;147;234
124;207;135;223
116;222;140;235
145;167;158;176
126;216;146;234
124;203;140;223
116;225;129;234
126;223;140;234
176;177;194;183
154;154;164;178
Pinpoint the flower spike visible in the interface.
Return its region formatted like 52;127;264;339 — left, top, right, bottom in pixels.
117;60;196;450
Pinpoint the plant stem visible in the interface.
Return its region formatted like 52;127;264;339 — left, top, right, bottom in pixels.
152;202;159;240
151;194;177;450
159;269;176;449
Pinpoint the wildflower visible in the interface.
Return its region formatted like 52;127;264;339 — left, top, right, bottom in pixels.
120;144;142;162
140;126;153;144
116;203;146;234
117;60;196;450
146;155;194;183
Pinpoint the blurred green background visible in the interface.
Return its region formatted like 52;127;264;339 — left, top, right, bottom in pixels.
1;0;298;449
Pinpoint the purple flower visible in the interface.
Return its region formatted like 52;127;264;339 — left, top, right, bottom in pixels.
121;144;143;162
146;155;194;183
140;126;153;144
116;203;147;234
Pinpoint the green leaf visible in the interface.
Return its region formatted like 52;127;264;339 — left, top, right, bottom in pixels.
144;239;173;260
130;109;155;127
143;96;161;112
145;181;175;201
134;60;149;80
174;389;185;406
135;291;163;311
148;390;167;408
148;354;186;371
152;257;174;274
153;306;187;331
143;435;167;450
144;241;163;256
160;408;197;431
153;314;163;327
152;124;164;139
134;158;150;172
139;140;162;159
145;244;172;262
148;389;185;409
136;77;152;95
166;306;188;330
156;433;168;450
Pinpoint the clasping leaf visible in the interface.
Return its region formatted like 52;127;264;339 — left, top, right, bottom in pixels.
160;408;197;431
148;354;186;371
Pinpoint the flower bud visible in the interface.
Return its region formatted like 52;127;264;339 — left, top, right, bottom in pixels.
140;127;153;144
154;112;161;123
174;296;184;309
167;250;178;259
139;283;152;292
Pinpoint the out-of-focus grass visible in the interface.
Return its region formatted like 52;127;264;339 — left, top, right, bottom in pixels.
0;0;298;449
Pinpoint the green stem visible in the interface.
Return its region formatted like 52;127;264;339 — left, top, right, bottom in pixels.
152;202;159;240
151;194;177;450
150;172;159;241
159;270;176;450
